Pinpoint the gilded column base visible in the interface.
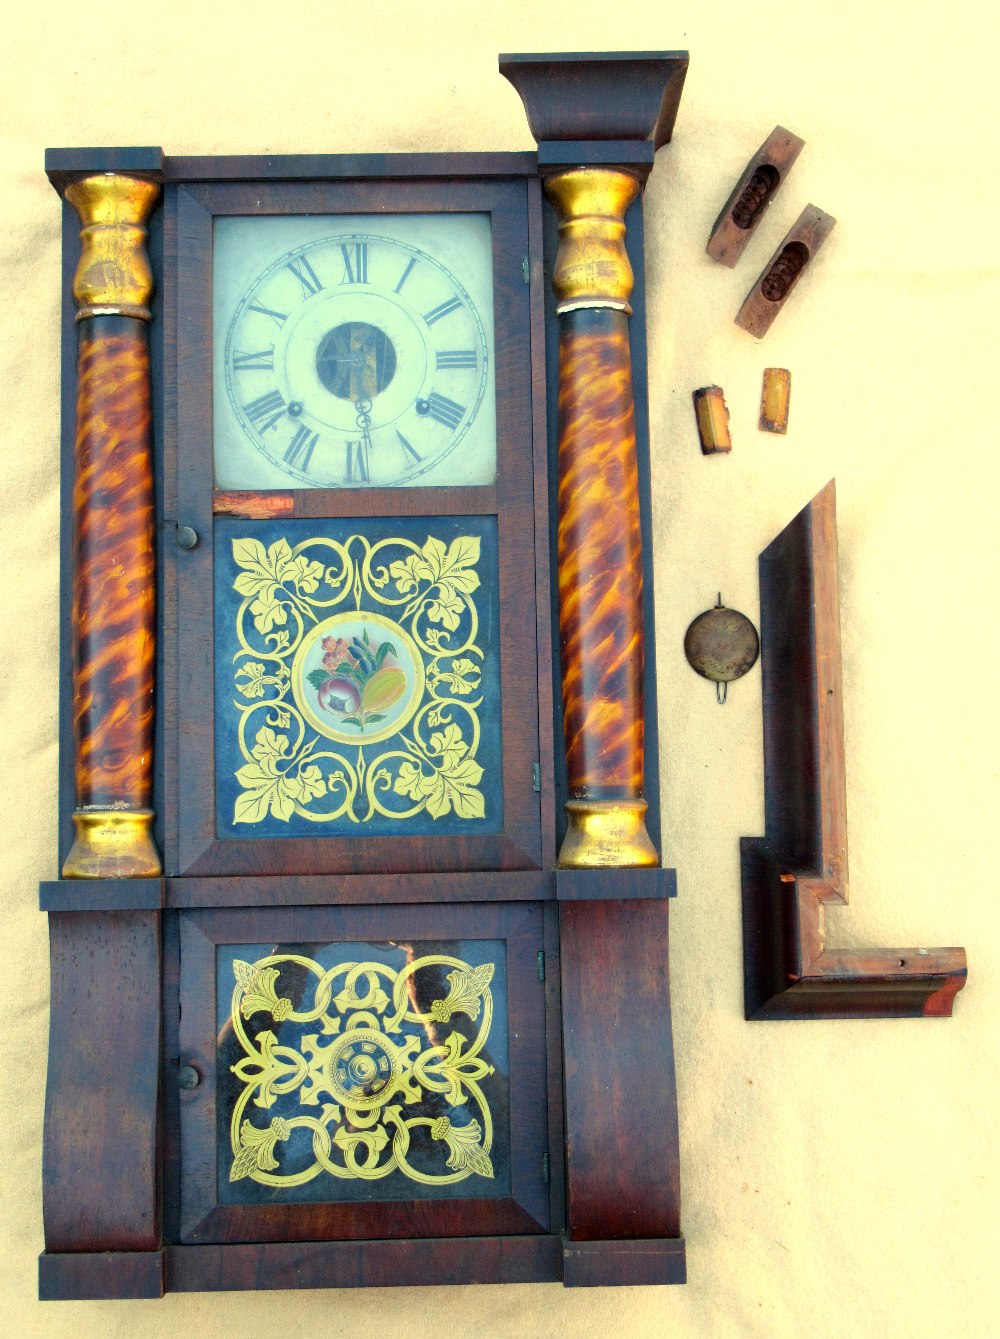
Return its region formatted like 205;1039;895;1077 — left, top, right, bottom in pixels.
62;808;162;879
557;798;658;869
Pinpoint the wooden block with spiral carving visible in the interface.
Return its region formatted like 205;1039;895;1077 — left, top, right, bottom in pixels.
706;126;805;268
735;205;836;338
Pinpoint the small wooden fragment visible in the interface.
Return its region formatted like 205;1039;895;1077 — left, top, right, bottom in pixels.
706;126;805;267
736;205;836;338
693;386;732;454
213;489;295;518
759;368;791;433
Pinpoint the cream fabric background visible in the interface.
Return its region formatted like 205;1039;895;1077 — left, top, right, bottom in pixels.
2;2;998;1335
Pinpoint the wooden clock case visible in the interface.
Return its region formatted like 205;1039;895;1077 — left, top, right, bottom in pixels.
39;52;688;1299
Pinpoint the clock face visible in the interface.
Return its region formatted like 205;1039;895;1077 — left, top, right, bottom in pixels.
213;214;497;489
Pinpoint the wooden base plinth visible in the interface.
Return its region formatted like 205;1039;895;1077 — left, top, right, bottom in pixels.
562;1236;686;1287
39;1251;165;1301
559;879;681;1246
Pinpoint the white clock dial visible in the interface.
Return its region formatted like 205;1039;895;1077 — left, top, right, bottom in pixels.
213;214;496;489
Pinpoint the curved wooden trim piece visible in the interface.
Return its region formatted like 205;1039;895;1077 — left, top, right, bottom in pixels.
741;481;968;1019
559;897;681;1240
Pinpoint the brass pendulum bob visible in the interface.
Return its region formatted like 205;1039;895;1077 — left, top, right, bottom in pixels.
684;594;760;704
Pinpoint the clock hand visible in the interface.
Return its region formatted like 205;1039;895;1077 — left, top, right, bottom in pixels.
355;397;375;468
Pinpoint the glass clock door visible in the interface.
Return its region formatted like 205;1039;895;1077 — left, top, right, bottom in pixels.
171;176;543;876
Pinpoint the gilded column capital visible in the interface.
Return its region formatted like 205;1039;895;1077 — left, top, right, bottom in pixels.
543;168;641;315
63;173;160;321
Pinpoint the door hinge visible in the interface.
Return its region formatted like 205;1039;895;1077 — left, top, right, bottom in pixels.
522;255;530;285
537;949;545;982
532;761;541;792
542;1151;550;1184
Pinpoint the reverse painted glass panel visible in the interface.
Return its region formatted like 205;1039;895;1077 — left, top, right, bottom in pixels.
216;938;510;1203
213;515;502;837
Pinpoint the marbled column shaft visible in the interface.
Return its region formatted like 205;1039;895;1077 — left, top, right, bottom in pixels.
557;307;644;799
72;316;156;810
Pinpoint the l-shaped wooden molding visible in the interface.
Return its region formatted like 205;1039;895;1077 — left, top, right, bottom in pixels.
741;480;967;1019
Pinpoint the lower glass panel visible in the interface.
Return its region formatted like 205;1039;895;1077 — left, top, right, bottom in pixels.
216;936;510;1204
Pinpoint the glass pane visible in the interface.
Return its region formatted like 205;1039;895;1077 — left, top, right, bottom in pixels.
213;514;502;837
216;938;510;1204
213;213;497;489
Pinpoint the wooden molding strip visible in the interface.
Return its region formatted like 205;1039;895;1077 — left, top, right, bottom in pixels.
741;480;967;1019
562;1236;686;1287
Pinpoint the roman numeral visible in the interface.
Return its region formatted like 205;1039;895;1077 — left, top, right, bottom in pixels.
286;256;323;297
423;296;462;326
340;242;369;284
427;392;465;430
284;425;319;472
243;389;286;432
248;301;288;325
435;349;477;369
345;439;370;483
233;348;275;371
394;256;416;293
396;430;422;469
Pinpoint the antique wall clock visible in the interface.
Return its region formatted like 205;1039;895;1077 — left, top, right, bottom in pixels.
40;50;689;1299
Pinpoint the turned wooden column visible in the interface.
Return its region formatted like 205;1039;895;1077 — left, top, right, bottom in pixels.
545;167;656;867
500;50;687;869
60;173;162;877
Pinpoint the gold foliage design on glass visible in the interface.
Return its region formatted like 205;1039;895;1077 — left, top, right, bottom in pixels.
228;952;497;1187
229;532;487;825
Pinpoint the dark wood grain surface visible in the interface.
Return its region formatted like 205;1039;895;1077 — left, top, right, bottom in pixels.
168;1235;563;1291
39;1250;165;1301
562;1236;685;1287
735;205;836;338
499;52;688;149
43;911;161;1253
559;895;681;1240
165;869;552;908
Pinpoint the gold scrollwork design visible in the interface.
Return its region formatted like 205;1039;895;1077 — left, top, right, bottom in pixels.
228;531;488;826
228;952;497;1188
